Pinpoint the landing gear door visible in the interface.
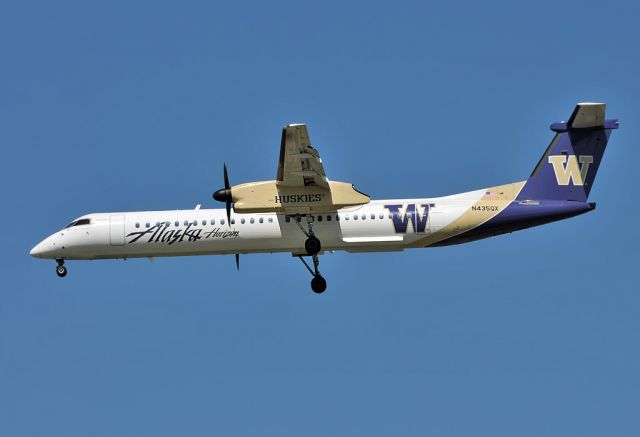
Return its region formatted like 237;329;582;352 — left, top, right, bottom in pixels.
109;215;125;246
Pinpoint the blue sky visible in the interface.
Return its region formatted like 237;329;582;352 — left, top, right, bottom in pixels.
2;1;640;435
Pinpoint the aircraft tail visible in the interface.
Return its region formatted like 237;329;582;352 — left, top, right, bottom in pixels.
516;103;619;202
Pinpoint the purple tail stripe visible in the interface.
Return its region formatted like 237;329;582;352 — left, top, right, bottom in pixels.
433;200;595;247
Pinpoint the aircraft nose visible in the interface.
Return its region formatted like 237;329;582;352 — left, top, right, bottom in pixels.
30;240;47;258
30;236;59;259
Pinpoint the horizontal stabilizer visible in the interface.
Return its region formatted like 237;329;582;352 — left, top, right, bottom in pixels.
567;102;605;129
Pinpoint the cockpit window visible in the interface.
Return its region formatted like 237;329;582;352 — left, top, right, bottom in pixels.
65;218;91;228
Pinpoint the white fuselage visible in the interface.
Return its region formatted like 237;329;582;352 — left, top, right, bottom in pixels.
30;188;491;261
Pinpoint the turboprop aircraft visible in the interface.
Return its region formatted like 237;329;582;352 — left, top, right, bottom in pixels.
30;103;618;293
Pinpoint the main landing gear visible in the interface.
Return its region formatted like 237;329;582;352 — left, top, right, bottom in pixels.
305;236;321;256
294;214;322;256
298;255;327;294
293;214;326;293
56;259;67;278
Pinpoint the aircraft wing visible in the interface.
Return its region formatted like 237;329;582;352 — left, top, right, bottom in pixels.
276;124;329;189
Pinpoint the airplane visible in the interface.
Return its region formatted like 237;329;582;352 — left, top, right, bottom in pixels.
30;103;618;293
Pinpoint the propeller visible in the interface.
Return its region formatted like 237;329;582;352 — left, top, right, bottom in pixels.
212;163;232;226
213;164;239;271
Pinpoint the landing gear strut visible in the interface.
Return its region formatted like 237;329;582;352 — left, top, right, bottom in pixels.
56;259;67;278
294;214;322;256
298;255;327;294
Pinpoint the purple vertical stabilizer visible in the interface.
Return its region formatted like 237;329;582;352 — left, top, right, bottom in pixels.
517;103;618;202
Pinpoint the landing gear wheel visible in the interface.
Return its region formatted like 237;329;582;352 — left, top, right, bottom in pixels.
294;215;322;256
305;236;321;255
311;275;327;294
298;254;327;294
56;265;67;278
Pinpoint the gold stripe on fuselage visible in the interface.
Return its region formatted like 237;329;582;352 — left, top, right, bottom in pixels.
407;181;526;248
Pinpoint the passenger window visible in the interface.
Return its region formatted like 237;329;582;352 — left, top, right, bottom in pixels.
361;214;366;220
379;213;384;219
146;222;150;228
202;220;207;226
285;216;291;223
353;214;358;220
211;219;215;225
231;218;235;225
268;217;273;223
388;213;392;219
345;215;350;221
296;216;301;223
318;216;322;222
336;215;340;221
192;220;197;226
371;213;375;220
135;222;140;228
241;218;245;224
220;219;225;225
327;215;332;221
250;218;255;224
174;220;179;227
259;218;263;224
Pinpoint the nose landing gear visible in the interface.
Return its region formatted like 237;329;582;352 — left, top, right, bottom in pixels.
56;259;67;278
298;255;327;294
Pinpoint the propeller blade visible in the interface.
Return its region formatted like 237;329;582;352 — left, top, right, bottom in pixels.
223;163;230;190
212;163;233;226
235;253;240;271
224;163;231;226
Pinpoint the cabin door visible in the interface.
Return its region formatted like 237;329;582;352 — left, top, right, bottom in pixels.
109;215;125;246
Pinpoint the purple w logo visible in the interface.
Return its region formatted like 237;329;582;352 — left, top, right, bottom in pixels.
384;204;430;234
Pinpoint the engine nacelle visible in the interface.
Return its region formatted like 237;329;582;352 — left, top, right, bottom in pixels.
231;180;370;214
